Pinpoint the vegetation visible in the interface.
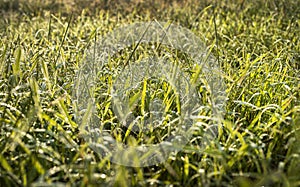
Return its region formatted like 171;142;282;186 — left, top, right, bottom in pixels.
0;0;299;186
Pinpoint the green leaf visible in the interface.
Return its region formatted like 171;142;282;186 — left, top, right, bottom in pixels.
0;153;13;173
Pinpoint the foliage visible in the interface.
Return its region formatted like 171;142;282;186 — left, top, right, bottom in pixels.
0;0;299;186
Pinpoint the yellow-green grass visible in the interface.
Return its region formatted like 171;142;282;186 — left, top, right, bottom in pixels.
0;0;299;186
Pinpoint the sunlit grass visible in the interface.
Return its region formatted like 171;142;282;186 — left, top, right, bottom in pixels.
0;0;299;186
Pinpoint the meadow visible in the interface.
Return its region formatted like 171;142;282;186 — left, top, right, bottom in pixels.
0;0;299;186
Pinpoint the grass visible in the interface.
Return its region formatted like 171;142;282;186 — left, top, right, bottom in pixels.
0;0;300;186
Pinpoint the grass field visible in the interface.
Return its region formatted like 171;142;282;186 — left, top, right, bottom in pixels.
0;0;300;186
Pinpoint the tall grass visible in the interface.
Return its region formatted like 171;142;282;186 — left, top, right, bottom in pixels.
0;0;299;186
